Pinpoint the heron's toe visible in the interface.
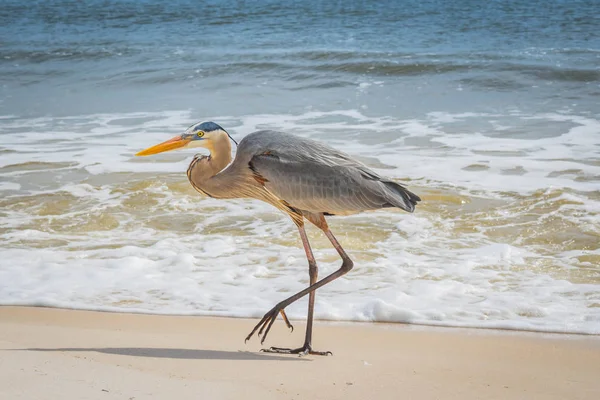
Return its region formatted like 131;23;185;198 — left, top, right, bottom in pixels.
261;345;332;357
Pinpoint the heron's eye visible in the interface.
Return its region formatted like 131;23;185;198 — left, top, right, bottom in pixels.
197;131;205;138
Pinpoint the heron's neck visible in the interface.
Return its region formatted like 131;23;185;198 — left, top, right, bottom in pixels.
187;133;234;198
204;133;232;175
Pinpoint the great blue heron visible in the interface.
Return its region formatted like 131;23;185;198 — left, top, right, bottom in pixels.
136;121;420;356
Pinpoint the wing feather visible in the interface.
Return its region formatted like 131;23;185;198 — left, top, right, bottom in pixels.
249;152;403;215
240;130;420;214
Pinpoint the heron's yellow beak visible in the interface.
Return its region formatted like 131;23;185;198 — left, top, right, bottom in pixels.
135;135;191;156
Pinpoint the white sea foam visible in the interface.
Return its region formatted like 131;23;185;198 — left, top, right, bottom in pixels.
0;109;599;334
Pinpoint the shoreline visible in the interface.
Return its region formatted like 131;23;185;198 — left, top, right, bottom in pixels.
1;306;599;400
4;303;597;337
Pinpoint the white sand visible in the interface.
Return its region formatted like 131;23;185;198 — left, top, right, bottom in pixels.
1;306;599;399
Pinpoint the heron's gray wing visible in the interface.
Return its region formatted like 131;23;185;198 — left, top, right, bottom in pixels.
239;130;381;179
249;151;419;215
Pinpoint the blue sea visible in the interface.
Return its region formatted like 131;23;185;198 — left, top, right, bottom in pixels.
1;0;599;334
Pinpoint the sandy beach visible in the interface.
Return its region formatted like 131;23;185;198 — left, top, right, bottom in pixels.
1;306;598;400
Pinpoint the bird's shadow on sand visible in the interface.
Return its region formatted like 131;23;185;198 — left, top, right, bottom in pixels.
18;347;308;361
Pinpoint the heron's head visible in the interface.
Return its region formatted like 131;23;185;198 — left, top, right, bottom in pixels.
135;121;236;156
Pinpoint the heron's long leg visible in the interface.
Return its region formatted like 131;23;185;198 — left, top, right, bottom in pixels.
245;222;353;353
262;222;330;355
295;223;319;345
302;224;318;346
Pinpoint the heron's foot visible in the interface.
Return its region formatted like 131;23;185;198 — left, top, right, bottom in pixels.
261;344;332;357
245;303;290;345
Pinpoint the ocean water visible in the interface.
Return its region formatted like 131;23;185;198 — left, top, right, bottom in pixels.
1;0;599;334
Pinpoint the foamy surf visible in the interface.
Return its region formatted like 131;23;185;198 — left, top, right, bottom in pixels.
0;109;598;335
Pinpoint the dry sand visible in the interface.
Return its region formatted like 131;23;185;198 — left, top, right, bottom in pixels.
1;306;598;399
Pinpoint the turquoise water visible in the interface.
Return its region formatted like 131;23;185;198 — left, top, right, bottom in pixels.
2;0;599;118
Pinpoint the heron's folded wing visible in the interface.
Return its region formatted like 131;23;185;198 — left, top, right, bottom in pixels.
249;152;391;215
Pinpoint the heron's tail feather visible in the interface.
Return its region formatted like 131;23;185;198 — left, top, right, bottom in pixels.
382;181;421;213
